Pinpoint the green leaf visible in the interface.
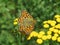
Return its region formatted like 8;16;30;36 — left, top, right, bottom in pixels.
43;40;49;45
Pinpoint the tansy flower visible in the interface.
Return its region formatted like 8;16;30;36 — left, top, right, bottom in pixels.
56;18;60;22
42;35;47;40
47;20;52;24
27;36;31;40
38;31;45;38
58;30;60;34
54;15;60;18
13;18;18;25
14;18;18;22
47;31;52;35
38;34;43;38
39;31;45;35
43;24;49;28
55;24;60;29
13;22;18;25
54;33;59;37
36;39;43;44
53;29;58;33
43;21;48;24
47;35;52;39
52;36;57;41
50;21;56;26
29;31;38;37
47;20;56;26
50;23;56;27
33;32;38;37
49;27;55;31
57;37;60;42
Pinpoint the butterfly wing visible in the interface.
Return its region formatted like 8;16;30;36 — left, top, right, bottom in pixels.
18;10;35;35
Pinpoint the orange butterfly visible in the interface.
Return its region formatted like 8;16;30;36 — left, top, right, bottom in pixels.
18;10;36;35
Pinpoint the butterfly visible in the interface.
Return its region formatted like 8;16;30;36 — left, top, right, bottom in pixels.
18;10;36;35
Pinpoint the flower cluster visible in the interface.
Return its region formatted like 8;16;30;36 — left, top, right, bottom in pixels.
27;14;60;44
13;18;18;25
27;31;52;44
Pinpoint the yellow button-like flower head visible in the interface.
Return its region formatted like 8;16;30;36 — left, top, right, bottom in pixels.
43;21;48;24
36;39;43;44
58;30;60;34
57;37;60;42
27;36;31;40
14;18;18;22
47;35;52;39
52;36;57;41
53;29;58;33
47;20;52;24
54;33;59;37
30;31;38;37
38;31;45;38
47;31;52;35
43;24;49;28
56;18;60;22
49;27;55;31
13;22;18;25
55;24;60;29
39;31;45;35
42;35;47;40
50;21;56;26
54;15;60;18
38;34;43;38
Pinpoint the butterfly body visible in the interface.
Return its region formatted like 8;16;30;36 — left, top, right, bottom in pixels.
18;10;35;35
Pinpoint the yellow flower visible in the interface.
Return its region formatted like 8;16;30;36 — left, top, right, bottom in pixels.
47;31;52;35
42;35;47;40
50;23;55;27
54;33;59;37
43;21;48;24
57;37;60;42
47;20;52;24
13;18;18;25
43;24;49;28
58;30;60;34
53;29;58;33
30;31;38;37
27;31;38;40
49;27;55;31
47;35;52;39
33;32;38;37
50;21;56;26
47;20;56;26
13;22;18;25
54;15;60;18
38;31;45;38
14;18;18;22
55;24;60;29
56;18;60;22
52;36;57;41
39;31;45;35
27;36;31;40
36;39;43;44
38;34;43;38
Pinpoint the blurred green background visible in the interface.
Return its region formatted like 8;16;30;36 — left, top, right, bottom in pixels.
0;0;60;45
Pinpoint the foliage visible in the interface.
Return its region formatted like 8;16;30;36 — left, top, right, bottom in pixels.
0;0;60;45
0;30;17;45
